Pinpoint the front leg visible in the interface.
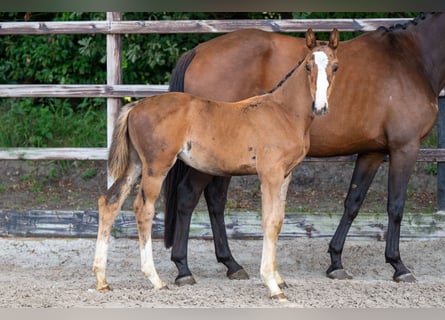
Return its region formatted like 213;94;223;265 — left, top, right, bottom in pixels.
259;172;292;301
204;175;248;280
327;153;384;279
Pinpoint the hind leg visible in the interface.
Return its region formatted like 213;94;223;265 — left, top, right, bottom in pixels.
134;170;167;289
93;165;140;291
385;146;418;282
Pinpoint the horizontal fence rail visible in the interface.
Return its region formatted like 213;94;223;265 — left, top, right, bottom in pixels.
0;84;444;99
0;18;412;35
1;148;445;162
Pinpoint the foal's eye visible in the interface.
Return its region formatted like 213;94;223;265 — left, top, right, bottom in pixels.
305;64;311;72
332;64;339;73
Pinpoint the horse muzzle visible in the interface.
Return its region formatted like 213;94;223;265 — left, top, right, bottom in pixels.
312;102;328;116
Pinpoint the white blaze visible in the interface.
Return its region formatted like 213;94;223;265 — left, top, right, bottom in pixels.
313;51;329;112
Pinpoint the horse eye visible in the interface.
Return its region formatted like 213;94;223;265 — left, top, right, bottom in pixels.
305;64;311;72
332;64;339;73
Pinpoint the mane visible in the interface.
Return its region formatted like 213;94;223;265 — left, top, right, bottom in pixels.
377;12;434;32
267;59;304;94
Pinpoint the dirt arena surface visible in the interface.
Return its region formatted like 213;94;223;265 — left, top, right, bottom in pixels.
1;236;445;308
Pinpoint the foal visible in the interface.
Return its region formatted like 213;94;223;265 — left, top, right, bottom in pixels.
92;28;339;300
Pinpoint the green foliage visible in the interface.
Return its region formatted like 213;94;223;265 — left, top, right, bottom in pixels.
82;168;97;180
0;97;106;147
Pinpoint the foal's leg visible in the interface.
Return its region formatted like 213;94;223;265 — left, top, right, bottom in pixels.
204;175;249;280
260;172;292;301
93;164;140;291
171;169;213;286
385;146;418;282
327;153;385;280
134;170;168;289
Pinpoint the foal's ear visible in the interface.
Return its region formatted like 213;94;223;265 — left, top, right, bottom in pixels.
306;28;316;49
329;28;339;49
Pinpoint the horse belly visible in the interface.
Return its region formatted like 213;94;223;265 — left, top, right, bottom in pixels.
178;140;258;176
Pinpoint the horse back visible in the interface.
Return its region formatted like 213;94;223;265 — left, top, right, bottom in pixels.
184;29;308;101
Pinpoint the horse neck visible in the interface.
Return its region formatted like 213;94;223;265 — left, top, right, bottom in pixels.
410;13;445;95
270;61;312;115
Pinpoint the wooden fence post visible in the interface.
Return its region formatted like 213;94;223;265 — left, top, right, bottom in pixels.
106;12;122;188
437;96;445;212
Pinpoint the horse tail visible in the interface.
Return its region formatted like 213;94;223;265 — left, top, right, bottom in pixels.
168;48;196;93
108;104;135;180
163;48;197;249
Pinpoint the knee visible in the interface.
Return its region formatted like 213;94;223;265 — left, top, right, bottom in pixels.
387;203;404;223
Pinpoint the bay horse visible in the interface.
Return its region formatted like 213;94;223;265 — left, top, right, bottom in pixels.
92;29;340;300
164;12;445;285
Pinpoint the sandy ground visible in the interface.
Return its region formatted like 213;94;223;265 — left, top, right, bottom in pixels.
1;236;445;308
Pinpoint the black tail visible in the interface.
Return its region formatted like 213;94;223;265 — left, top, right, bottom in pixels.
164;48;197;249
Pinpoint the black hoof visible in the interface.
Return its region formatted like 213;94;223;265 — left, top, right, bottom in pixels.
175;275;197;286
227;268;249;280
327;269;353;280
394;273;416;283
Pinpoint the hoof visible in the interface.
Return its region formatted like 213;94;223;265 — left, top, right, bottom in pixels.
96;284;112;292
278;281;288;289
327;269;353;280
270;293;288;301
175;275;197;286
394;273;416;283
227;268;249;280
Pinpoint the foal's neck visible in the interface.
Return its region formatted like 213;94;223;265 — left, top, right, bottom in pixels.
269;60;312;114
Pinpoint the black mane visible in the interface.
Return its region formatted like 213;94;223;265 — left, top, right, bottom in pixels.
267;59;304;94
377;12;434;32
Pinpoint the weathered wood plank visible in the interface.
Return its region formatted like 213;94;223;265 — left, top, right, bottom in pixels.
1;85;443;98
0;148;444;162
1;210;444;240
0;84;167;98
0;18;411;35
106;12;123;188
0;148;108;160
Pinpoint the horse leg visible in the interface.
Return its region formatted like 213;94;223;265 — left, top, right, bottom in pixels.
93;164;141;291
134;170;167;289
260;172;292;301
327;153;385;280
204;175;249;280
385;146;418;283
171;169;213;286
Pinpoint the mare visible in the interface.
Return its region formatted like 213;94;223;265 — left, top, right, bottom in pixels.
164;12;445;285
92;29;340;300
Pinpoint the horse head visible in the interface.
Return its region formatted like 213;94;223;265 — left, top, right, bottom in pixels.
305;28;339;115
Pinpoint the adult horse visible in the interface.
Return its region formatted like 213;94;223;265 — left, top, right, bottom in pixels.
164;12;445;285
93;29;340;300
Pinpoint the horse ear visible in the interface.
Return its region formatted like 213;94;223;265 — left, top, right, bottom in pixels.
306;28;316;49
329;28;339;49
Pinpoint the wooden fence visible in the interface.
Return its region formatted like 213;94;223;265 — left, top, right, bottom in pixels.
1;12;445;215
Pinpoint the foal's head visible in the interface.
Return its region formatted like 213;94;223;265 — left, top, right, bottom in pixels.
305;28;339;115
